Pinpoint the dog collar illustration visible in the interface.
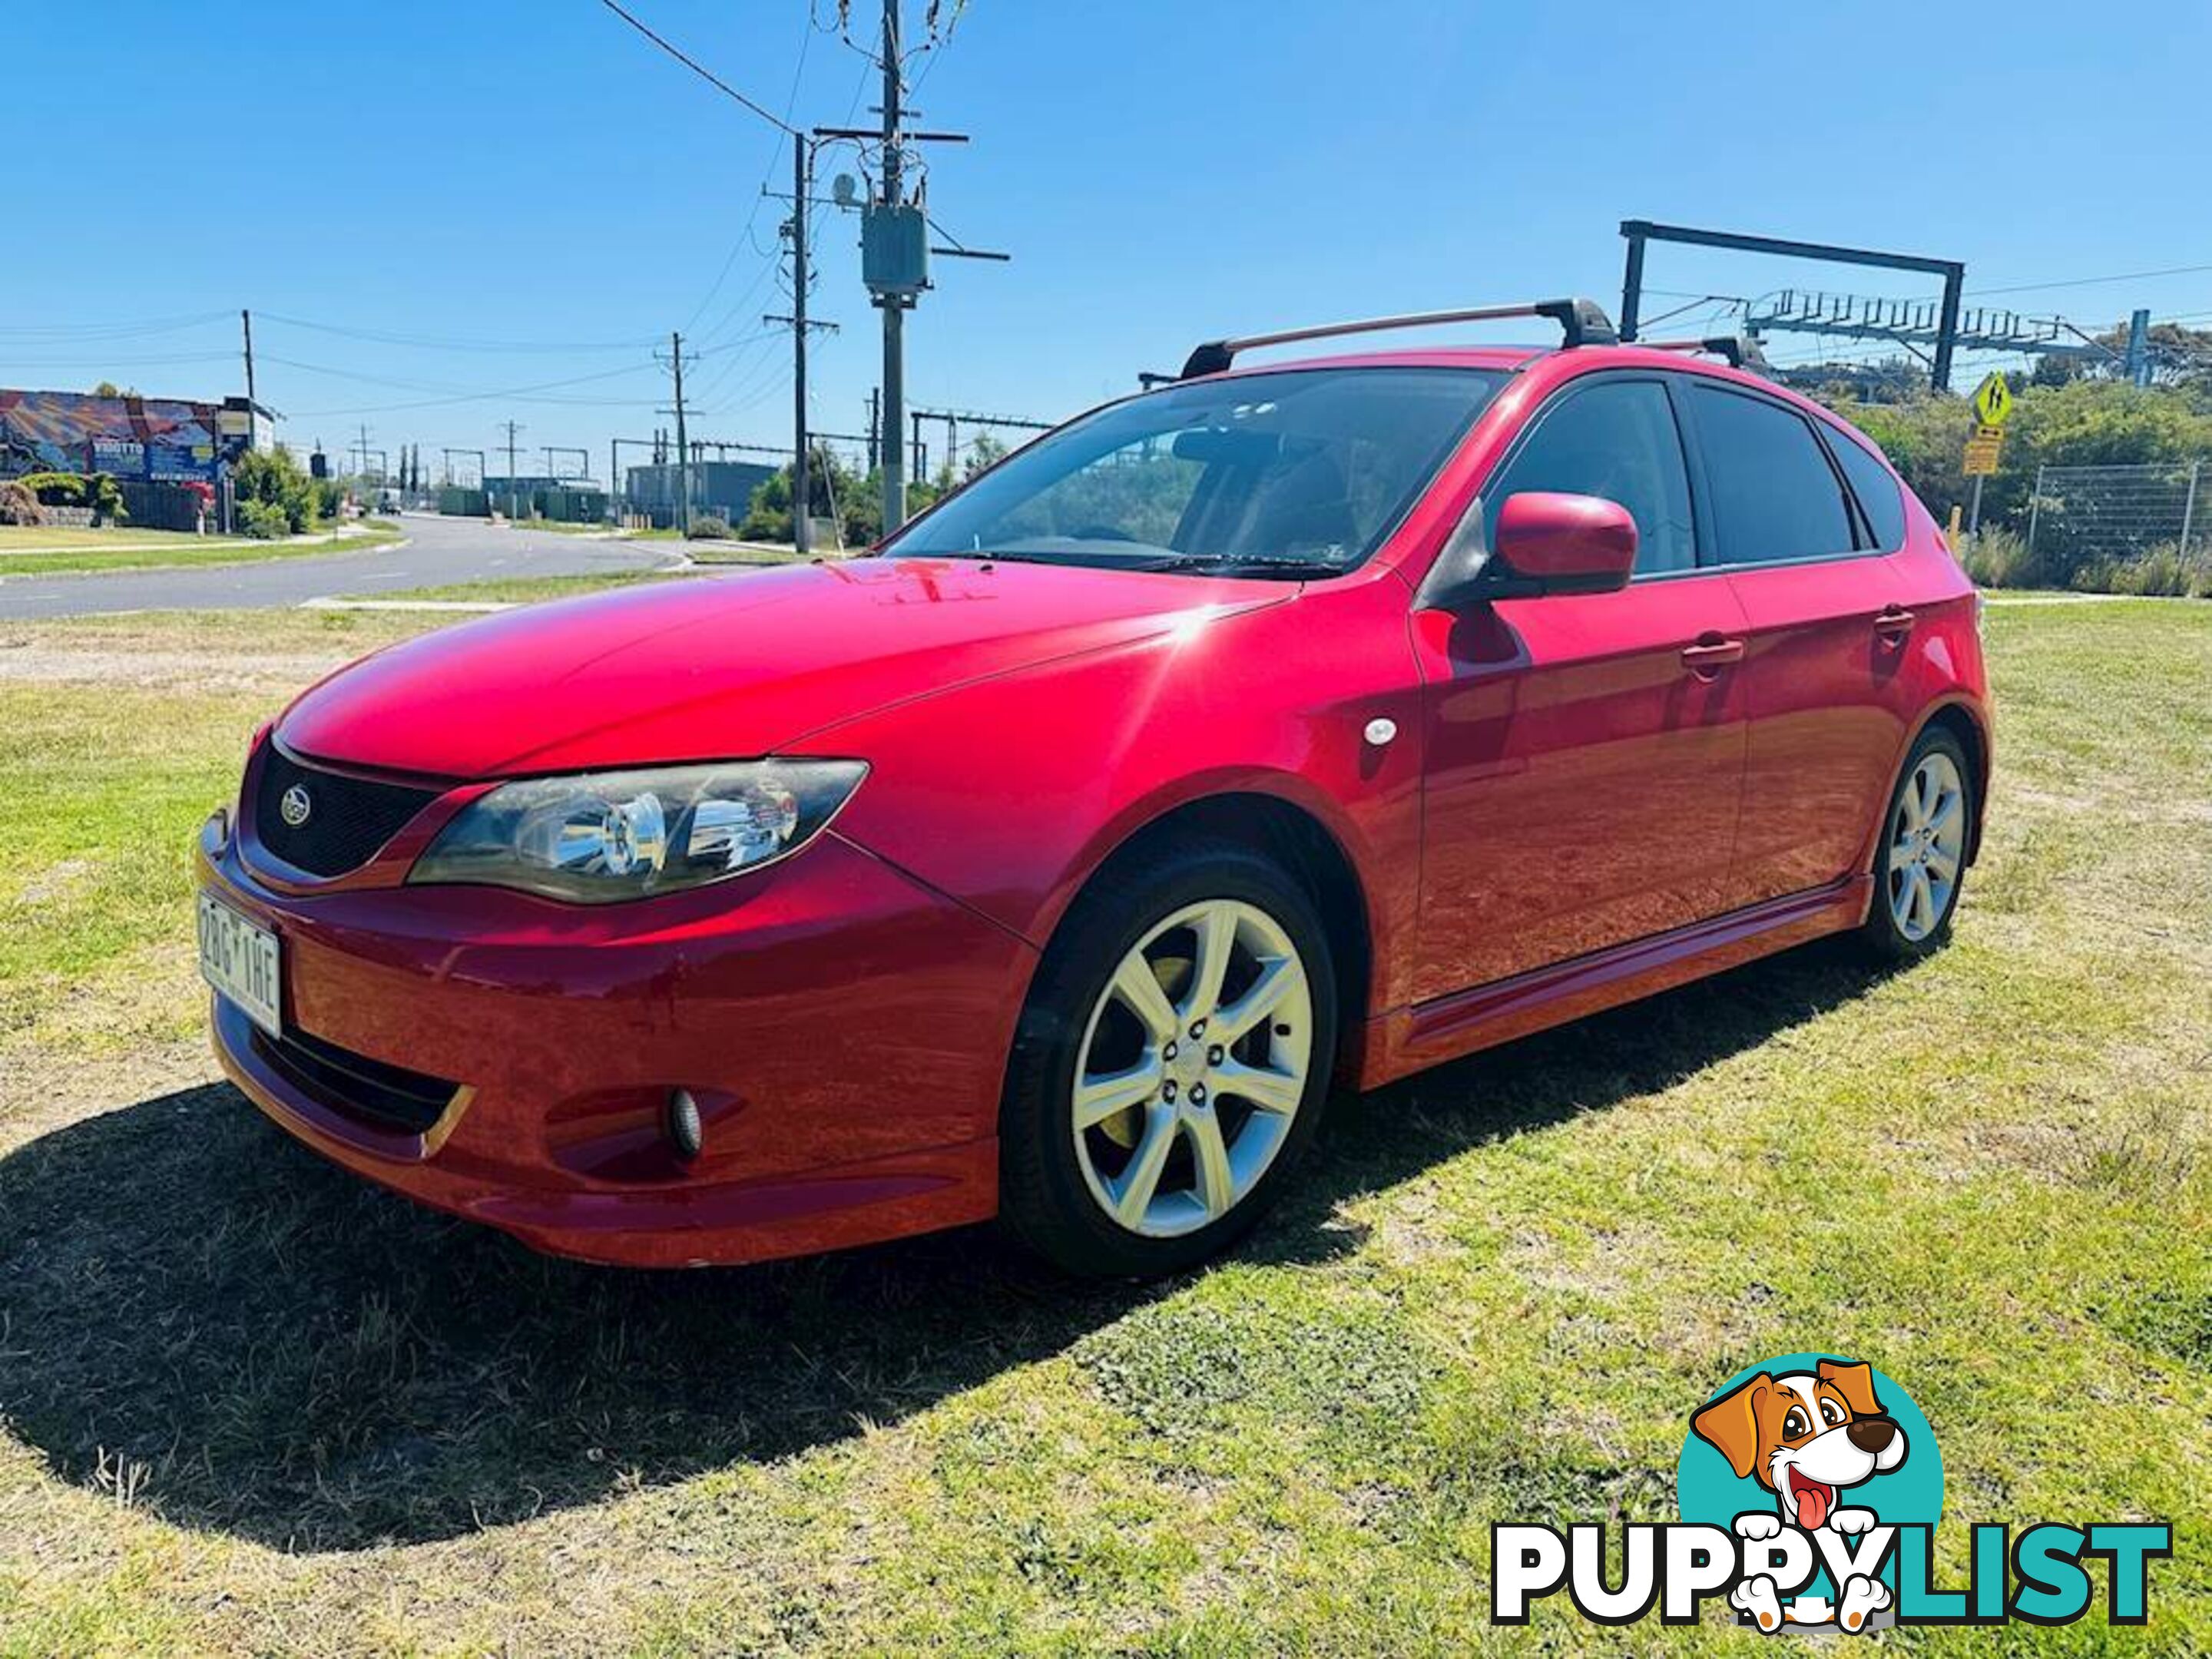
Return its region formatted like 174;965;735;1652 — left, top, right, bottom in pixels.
1692;1358;1906;1629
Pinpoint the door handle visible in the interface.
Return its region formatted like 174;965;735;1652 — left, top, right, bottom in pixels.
1681;635;1744;678
1874;605;1916;647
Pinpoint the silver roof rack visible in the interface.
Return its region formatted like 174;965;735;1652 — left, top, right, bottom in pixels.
1631;333;1771;373
1178;297;1616;379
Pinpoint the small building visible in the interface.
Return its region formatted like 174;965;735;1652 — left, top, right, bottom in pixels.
624;460;776;528
482;476;608;524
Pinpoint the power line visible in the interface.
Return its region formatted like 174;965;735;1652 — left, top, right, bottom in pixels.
690;53;872;356
680;3;814;336
257;311;657;353
686;339;789;414
288;362;665;418
1634;294;1742;333
594;0;796;134
0;310;232;340
266;351;697;393
1966;263;2212;298
0;349;237;369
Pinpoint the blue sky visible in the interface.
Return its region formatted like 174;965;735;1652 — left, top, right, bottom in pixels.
11;1;2210;481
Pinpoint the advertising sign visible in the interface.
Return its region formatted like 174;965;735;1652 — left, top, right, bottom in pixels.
0;389;234;482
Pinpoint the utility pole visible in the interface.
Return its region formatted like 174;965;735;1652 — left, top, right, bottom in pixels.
667;334;690;535
2125;307;2153;388
499;419;525;518
765;140;840;551
879;0;907;531
816;2;1001;533
866;389;881;472
793;135;813;554
240;308;257;408
357;422;373;482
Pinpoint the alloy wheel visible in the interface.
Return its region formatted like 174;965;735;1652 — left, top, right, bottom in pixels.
1071;899;1314;1237
1887;750;1965;942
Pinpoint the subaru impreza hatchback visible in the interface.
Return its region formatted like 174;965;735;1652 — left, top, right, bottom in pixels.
198;298;1990;1277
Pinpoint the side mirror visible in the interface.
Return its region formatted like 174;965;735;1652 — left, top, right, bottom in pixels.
1491;492;1637;594
1415;489;1639;611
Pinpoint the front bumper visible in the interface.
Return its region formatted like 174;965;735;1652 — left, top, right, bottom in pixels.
199;815;1035;1267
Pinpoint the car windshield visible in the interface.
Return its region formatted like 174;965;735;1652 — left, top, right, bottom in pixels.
879;366;1505;578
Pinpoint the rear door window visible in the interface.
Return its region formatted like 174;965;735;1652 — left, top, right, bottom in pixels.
1487;379;1697;575
1687;385;1859;567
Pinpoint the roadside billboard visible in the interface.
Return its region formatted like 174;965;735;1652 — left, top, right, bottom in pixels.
0;389;230;482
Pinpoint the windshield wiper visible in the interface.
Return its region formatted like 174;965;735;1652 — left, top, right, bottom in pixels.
1140;552;1348;578
892;548;1061;565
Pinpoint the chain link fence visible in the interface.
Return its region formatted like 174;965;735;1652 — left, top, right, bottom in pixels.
2025;461;2204;569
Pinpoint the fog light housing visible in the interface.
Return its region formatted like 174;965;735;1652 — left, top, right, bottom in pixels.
665;1088;704;1161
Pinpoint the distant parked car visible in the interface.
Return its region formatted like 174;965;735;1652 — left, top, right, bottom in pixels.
376;489;403;515
196;297;1990;1277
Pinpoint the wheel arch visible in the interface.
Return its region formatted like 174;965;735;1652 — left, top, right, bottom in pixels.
1061;789;1377;1078
1915;698;1992;865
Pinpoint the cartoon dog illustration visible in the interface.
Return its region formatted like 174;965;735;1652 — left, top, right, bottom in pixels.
1691;1359;1908;1633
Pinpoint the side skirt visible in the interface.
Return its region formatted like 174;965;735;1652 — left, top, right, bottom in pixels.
1356;874;1872;1088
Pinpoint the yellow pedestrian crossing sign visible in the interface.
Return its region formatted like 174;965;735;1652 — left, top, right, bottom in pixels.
1972;371;2013;429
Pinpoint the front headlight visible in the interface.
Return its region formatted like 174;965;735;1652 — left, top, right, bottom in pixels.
408;760;866;903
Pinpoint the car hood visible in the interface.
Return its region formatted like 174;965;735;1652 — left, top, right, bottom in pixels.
278;557;1287;779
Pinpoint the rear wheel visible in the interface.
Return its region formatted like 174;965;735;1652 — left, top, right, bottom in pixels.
998;840;1336;1277
1862;726;1974;959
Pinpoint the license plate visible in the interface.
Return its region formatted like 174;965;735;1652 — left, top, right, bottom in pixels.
197;892;283;1038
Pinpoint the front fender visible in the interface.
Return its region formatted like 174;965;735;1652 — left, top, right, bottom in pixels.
788;575;1429;1014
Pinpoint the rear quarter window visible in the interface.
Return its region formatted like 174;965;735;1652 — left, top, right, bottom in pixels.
1823;426;1909;551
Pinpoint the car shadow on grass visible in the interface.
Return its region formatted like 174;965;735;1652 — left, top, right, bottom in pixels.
0;939;1900;1551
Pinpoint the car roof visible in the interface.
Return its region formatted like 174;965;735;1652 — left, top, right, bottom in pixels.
1202;343;1869;442
1202;346;1547;375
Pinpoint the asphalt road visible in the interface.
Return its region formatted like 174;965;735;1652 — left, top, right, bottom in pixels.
0;514;677;619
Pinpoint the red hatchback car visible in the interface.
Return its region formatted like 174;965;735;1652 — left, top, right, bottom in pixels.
197;299;1989;1277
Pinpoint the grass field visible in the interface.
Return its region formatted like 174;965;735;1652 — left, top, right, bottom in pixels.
333;570;684;605
0;521;402;579
503;517;625;535
0;596;2206;1654
0;526;235;551
329;553;801;607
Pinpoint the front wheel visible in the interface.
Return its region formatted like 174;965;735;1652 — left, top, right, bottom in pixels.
998;840;1337;1277
1862;726;1975;959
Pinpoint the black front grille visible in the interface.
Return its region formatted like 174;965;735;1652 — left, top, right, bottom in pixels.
254;747;441;877
251;1022;460;1135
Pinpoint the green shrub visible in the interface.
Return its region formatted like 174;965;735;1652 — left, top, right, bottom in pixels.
0;480;39;525
12;472;125;524
1955;525;2032;588
236;498;291;539
1817;379;2212;540
1985;533;2212;598
84;472;126;525
18;472;86;508
231;446;320;534
2101;542;2212;598
686;515;732;540
737;504;789;541
739;469;793;542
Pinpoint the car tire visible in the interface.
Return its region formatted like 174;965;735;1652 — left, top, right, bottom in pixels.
998;838;1338;1278
1861;724;1975;961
